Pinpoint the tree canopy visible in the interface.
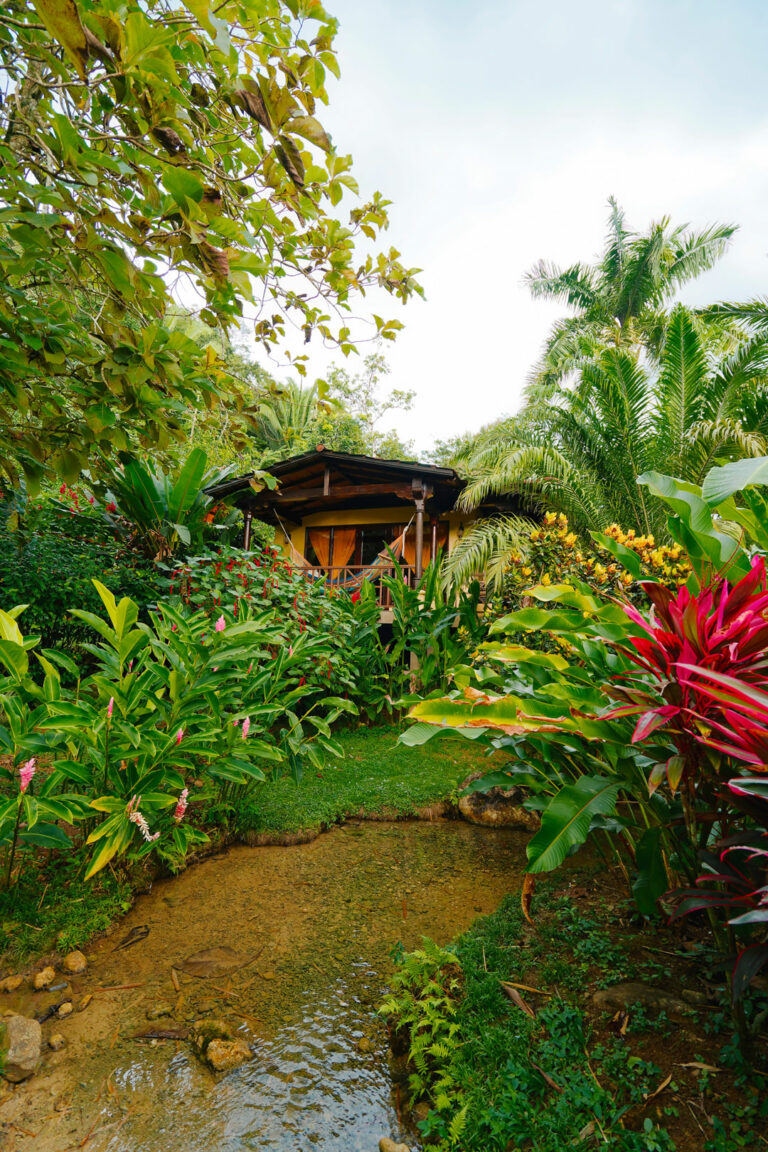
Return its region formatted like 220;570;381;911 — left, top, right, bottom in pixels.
0;0;421;491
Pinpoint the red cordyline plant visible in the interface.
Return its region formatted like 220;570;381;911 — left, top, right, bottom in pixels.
608;555;768;797
607;557;768;1006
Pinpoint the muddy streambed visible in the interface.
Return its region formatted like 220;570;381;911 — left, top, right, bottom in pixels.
2;821;528;1151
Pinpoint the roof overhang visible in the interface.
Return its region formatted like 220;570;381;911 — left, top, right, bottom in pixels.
205;448;466;523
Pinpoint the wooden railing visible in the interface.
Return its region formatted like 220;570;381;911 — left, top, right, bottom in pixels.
288;564;416;608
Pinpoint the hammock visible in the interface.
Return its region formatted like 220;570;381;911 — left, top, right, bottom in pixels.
276;515;413;592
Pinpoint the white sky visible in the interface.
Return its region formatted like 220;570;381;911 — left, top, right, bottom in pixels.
249;0;768;455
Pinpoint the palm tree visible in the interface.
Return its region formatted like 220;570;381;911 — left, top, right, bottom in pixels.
445;307;768;587
525;199;736;397
252;381;331;462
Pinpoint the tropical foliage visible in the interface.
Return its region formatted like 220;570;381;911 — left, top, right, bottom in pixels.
446;510;689;597
407;458;768;1035
0;0;420;489
249;354;416;465
0;485;162;651
0;576;359;885
97;447;248;560
453;305;768;538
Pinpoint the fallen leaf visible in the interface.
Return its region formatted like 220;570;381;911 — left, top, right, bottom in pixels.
530;1060;563;1093
521;874;536;924
677;1061;721;1074
644;1072;672;1102
500;981;535;1019
576;1120;596;1143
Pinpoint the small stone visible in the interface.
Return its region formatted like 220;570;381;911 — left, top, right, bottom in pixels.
61;951;87;975
592;983;692;1021
0;975;24;994
457;773;540;830
146;1003;174;1021
192;1018;234;1055
77;994;93;1012
57;1002;73;1019
379;1139;411;1152
681;988;708;1006
32;967;56;991
0;1016;42;1082
205;1038;252;1073
411;1099;431;1125
195;998;218;1015
357;1036;373;1054
48;1033;66;1051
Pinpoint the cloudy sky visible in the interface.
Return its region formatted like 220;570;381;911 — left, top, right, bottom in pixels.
263;0;768;454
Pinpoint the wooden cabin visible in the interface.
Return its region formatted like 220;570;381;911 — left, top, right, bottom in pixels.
206;448;483;616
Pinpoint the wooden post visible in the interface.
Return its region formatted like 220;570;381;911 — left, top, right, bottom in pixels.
430;517;438;564
414;496;425;580
243;510;252;551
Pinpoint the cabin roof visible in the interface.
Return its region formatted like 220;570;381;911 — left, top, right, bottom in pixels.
205;447;466;523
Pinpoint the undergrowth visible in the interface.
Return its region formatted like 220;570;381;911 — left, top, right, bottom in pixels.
381;888;767;1151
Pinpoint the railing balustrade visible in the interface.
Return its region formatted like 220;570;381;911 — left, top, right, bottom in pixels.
288;564;415;608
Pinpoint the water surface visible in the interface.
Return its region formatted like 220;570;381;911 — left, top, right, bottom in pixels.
8;821;527;1151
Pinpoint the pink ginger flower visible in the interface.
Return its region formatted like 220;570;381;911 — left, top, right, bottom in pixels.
215;615;226;632
126;795;159;843
174;788;189;823
242;716;251;739
175;727;184;745
233;717;240;727
19;758;36;794
107;696;114;719
247;662;253;674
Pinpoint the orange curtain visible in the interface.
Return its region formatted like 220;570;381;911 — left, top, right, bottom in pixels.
332;527;356;568
308;528;331;567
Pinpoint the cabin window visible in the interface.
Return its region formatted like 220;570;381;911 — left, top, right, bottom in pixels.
303;522;448;569
304;524;400;568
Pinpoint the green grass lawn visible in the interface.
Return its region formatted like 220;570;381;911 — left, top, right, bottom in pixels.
234;724;490;835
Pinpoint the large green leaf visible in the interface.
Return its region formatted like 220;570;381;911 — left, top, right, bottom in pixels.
701;456;768;505
168;448;208;521
19;823;73;850
526;776;621;873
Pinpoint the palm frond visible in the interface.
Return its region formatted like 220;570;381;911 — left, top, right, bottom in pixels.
667;222;738;288
656;305;708;474
523;260;599;310
702;298;768;334
442;515;531;592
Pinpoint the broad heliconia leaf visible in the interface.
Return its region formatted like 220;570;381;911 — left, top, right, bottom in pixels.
701;456;768;506
590;531;645;579
478;644;570;671
526;776;622;874
399;723;485;746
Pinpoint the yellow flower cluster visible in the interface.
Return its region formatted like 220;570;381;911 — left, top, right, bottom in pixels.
499;513;690;605
603;523;688;584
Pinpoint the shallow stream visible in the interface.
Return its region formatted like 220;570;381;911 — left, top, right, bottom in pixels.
4;820;527;1151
